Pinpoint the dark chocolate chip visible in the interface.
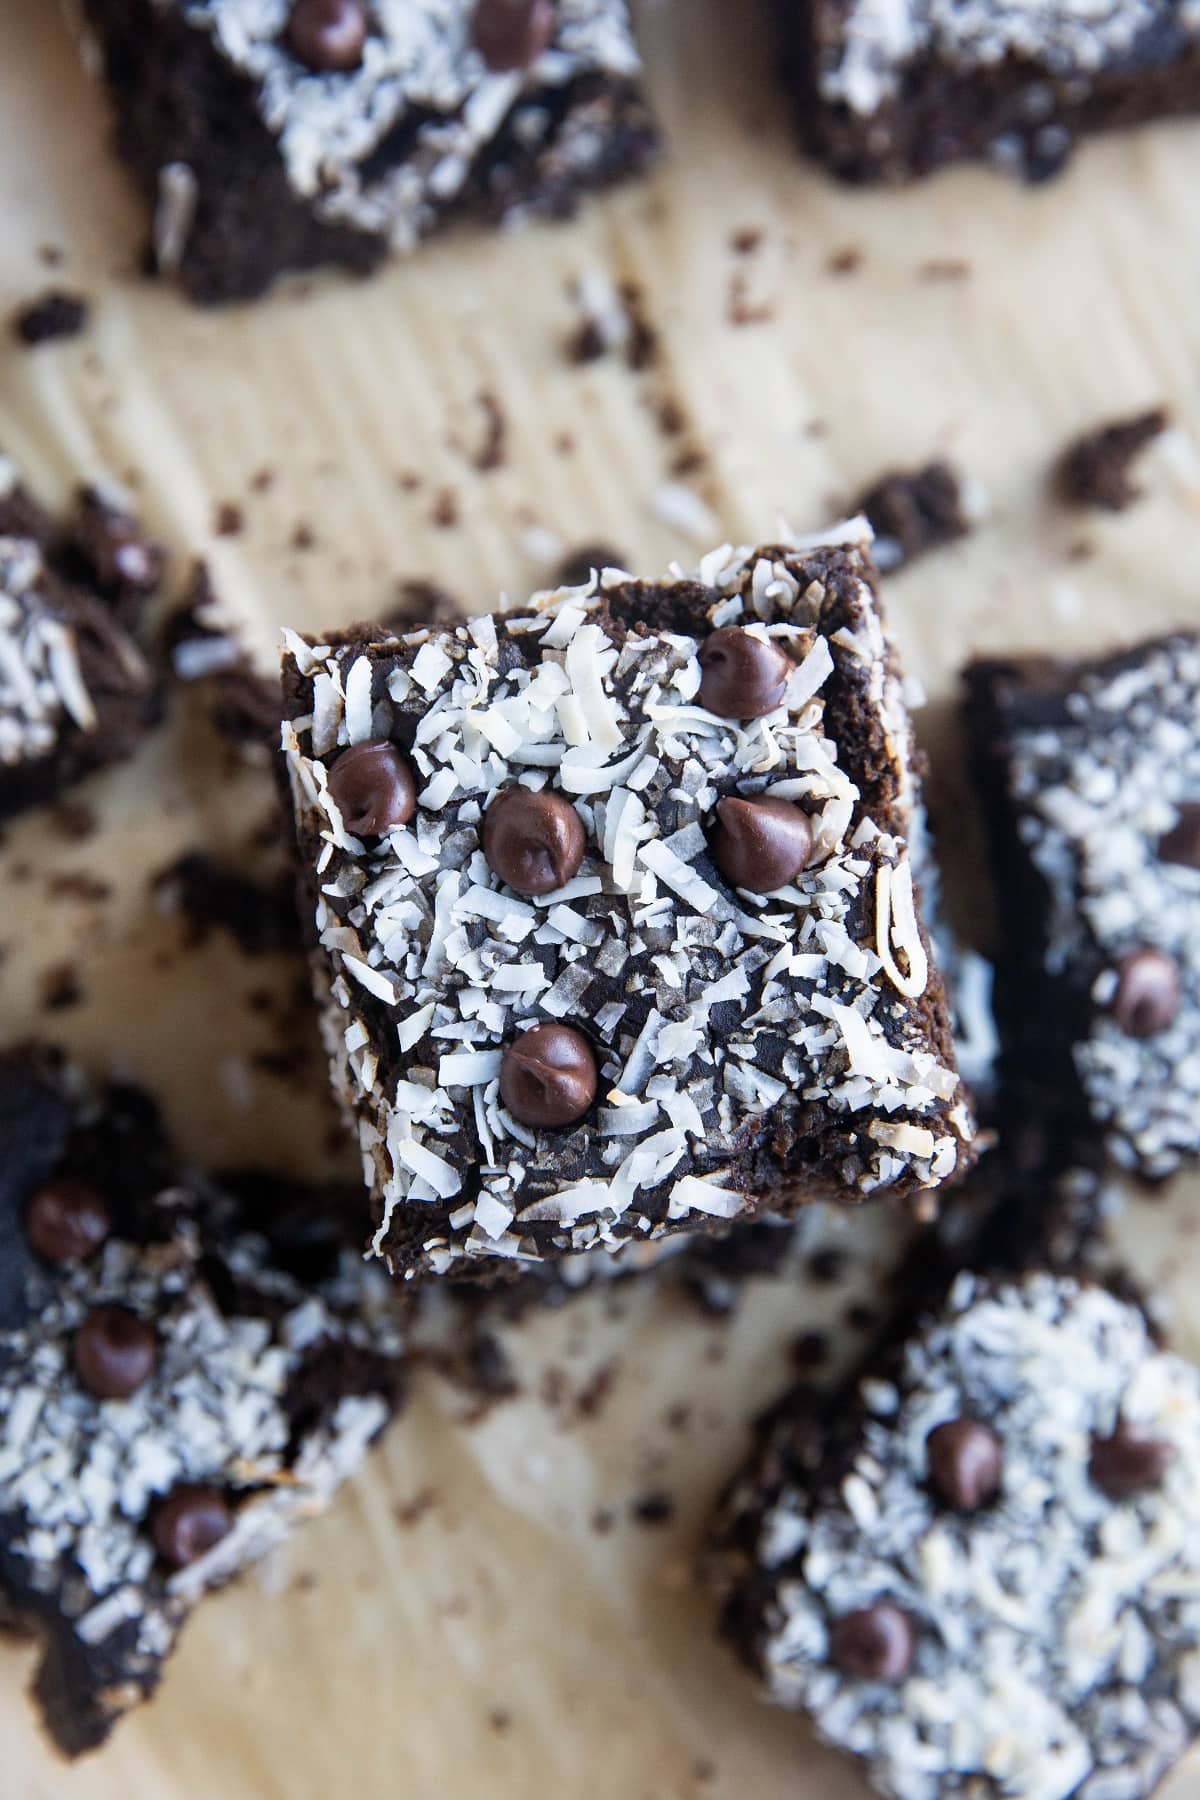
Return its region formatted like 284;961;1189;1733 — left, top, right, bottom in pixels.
926;1418;1003;1510
483;786;585;896
73;1305;157;1400
829;1604;914;1682
1111;946;1180;1039
1089;1417;1174;1498
471;0;556;71
711;796;812;891
697;628;793;720
327;740;416;837
1159;802;1200;870
288;0;369;71
25;1177;112;1263
151;1484;234;1569
499;1023;596;1127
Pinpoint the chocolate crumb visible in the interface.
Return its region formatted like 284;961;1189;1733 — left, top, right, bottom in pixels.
1055;407;1169;511
591;1506;616;1534
553;431;575;457
488;1710;513;1735
39;963;85;1012
250;467;275;493
152;853;300;955
290;522;317;551
553;543;628;588
731;227;763;255
12;290;90;346
807;1248;849;1285
853;459;972;571
431;488;459;530
919;258;972;281
472;391;507;473
387;579;465;628
630;1491;675;1527
827;248;862;276
397;469;422;492
47;871;112;904
51;802;99;843
727;272;773;327
790;1329;830;1369
393;1487;438;1528
38;244;66;268
212;501;244;538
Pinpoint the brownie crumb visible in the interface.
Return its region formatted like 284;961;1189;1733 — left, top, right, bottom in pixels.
12;290;90;347
431;488;459;530
38;245;66;269
250;467;275;493
387;579;464;628
290;522;317;551
50;802;99;844
808;1248;849;1285
827;248;863;276
472;391;507;473
47;871;112;904
39;963;85;1012
212;501;244;538
1055;407;1169;511
591;1506;616;1534
393;1488;438;1528
554;543;628;588
731;227;763;256
488;1710;513;1735
727;272;773;327
565;276;657;370
919;258;972;281
630;1491;675;1528
397;469;422;492
790;1329;831;1369
152;853;300;955
464;1330;520;1403
853;458;974;571
652;395;687;439
574;1361;618;1421
553;431;575;457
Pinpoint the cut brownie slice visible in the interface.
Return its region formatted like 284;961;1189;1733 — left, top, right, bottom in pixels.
0;1048;407;1756
78;0;658;305
711;1268;1200;1800
966;635;1200;1182
281;523;976;1281
780;0;1200;184
0;455;163;820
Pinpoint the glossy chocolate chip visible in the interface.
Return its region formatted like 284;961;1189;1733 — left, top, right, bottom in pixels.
711;796;813;891
926;1417;1003;1510
1159;802;1200;870
1089;1417;1174;1498
829;1603;914;1682
697;628;793;720
73;1306;157;1400
471;0;556;71
1111;946;1180;1038
483;786;585;896
327;740;416;837
25;1177;112;1263
288;0;369;71
499;1023;596;1127
151;1484;234;1569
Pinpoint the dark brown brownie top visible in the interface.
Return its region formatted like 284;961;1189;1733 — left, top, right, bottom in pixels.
0;1049;407;1756
711;1268;1200;1800
282;527;974;1281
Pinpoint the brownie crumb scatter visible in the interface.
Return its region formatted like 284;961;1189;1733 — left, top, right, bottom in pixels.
731;227;763;255
631;1491;675;1527
212;500;244;538
827;248;863;276
853;459;976;571
1055;407;1170;511
40;963;85;1012
152;853;301;955
431;488;459;529
727;272;773;326
472;391;507;473
553;543;630;588
393;1487;438;1528
11;290;90;346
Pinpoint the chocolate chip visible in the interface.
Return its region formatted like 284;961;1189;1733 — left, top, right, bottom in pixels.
710;796;812;891
327;740;416;837
151;1485;234;1569
288;0;369;71
471;0;556;71
926;1418;1003;1510
697;628;793;720
483;786;585;896
25;1177;112;1263
1159;802;1200;870
1089;1417;1174;1498
499;1023;596;1127
73;1306;157;1400
1111;946;1180;1038
829;1603;914;1682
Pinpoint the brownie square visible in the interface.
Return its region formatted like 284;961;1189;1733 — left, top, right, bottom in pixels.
966;634;1200;1183
711;1268;1200;1800
781;0;1200;184
0;455;163;820
0;1047;408;1756
78;0;658;304
281;525;976;1282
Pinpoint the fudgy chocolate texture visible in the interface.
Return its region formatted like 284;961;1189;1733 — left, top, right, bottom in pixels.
852;460;977;573
966;635;1200;1182
710;1269;1200;1800
282;525;975;1282
0;455;163;820
0;1048;407;1756
781;0;1200;183
79;0;658;304
1055;407;1170;511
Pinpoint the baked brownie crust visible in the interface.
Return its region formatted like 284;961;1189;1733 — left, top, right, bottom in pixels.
282;525;974;1281
80;0;658;303
782;0;1200;183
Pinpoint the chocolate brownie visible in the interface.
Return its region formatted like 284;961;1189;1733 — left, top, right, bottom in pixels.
851;460;984;573
966;635;1200;1182
1055;407;1170;511
0;456;164;820
281;523;976;1281
780;0;1200;184
77;0;658;304
0;1048;408;1755
711;1268;1200;1800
